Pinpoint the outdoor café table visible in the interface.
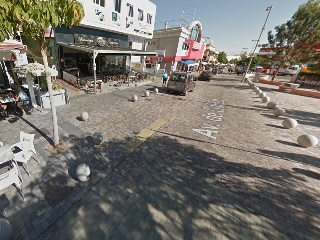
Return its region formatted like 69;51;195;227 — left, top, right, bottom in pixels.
0;96;17;114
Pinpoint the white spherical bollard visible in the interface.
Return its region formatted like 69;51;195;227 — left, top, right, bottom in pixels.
81;112;89;121
250;84;255;89
282;118;298;129
0;219;12;240
257;90;262;95
262;96;270;103
154;88;159;94
132;95;138;102
259;92;266;98
145;91;150;97
76;164;91;182
273;107;285;117
267;101;277;109
297;134;319;148
93;132;103;145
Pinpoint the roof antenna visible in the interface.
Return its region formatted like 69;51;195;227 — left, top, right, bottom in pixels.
180;9;184;26
193;7;196;21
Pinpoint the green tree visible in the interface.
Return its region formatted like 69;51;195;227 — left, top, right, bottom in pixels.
268;0;320;79
0;0;84;147
217;51;228;64
229;58;239;65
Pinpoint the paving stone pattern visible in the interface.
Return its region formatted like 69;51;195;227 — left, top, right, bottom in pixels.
0;74;319;239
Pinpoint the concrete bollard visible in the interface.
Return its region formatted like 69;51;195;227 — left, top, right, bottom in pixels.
297;134;319;148
76;164;91;182
262;96;270;103
132;95;138;102
273;107;285;117
267;101;277;109
145;91;150;97
81;112;89;121
154;88;159;94
259;92;266;98
282;118;298;129
93;132;103;145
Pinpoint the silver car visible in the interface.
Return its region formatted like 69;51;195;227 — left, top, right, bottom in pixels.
166;72;196;96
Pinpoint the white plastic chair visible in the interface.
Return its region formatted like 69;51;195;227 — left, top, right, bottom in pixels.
11;131;39;176
0;145;25;200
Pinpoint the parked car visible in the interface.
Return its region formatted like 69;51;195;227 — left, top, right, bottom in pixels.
197;70;212;81
236;67;252;75
166;72;195;96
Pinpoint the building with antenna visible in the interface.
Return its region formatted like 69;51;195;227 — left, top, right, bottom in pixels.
146;19;207;73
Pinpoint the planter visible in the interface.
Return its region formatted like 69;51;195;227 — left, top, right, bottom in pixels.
37;89;66;108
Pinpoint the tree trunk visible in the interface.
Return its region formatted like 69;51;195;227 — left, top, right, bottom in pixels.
41;47;59;147
271;68;279;80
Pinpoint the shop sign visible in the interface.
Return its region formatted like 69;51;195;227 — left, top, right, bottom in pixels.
74;34;119;48
107;38;119;48
97;37;107;47
74;34;96;45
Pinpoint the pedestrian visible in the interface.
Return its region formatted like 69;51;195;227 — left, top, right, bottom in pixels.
11;83;28;116
162;71;168;87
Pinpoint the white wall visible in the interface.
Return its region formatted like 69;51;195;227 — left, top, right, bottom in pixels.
79;0;156;40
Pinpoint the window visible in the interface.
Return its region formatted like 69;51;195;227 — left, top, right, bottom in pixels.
182;42;190;50
147;13;152;24
93;0;105;7
127;4;134;17
138;9;144;21
148;41;156;45
114;0;121;13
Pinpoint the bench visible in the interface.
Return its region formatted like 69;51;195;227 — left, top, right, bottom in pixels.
279;82;300;92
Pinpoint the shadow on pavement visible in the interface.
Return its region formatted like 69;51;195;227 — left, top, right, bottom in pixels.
5;118;320;239
285;109;320;128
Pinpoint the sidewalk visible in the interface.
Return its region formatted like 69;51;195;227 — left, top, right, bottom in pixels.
0;74;319;239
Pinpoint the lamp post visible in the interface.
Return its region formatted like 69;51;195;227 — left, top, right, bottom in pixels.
241;5;273;83
250;40;258;57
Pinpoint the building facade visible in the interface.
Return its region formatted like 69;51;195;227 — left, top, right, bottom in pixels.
22;0;157;83
146;20;206;74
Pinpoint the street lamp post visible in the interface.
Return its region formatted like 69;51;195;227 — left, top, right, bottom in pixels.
241;5;273;83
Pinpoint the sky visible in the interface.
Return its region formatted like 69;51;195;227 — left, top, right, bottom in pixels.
150;0;308;55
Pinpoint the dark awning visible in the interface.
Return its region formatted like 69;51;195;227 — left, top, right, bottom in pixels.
59;43;156;56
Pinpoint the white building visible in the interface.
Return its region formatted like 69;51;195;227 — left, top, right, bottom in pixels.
145;20;207;74
22;0;157;82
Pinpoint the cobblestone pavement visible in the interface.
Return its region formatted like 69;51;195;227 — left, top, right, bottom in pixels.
0;74;319;240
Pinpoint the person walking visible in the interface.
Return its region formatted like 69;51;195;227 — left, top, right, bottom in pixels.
162;71;168;87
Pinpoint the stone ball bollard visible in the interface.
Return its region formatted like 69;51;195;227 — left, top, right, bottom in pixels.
145;91;150;97
250;84;255;89
93;132;103;145
154;88;159;94
262;96;270;103
76;164;91;182
282;118;298;129
273;107;285;117
0;218;12;240
259;92;266;98
267;101;277;109
257;90;262;95
132;95;138;102
297;134;319;148
81;112;89;121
